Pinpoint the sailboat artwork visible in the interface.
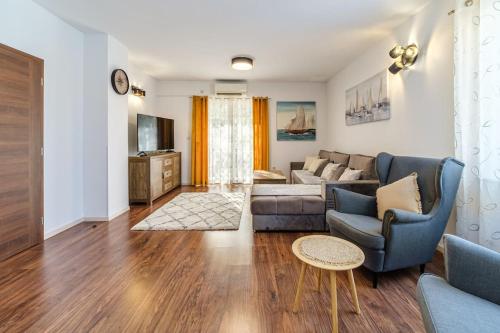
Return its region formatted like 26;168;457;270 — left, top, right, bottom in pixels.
345;70;390;126
277;101;316;141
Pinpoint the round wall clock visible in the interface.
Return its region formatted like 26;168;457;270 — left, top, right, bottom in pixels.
111;69;130;95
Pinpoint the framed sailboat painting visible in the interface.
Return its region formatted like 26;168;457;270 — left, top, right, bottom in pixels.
345;70;390;126
276;101;316;141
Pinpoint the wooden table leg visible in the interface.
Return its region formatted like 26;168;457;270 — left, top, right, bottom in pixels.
293;262;307;313
317;269;322;291
347;269;361;314
330;271;338;333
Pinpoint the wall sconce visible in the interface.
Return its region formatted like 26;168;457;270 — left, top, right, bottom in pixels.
388;43;419;74
131;85;146;97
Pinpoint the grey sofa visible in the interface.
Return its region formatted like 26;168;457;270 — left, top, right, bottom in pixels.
291;150;379;209
326;152;464;287
417;235;500;333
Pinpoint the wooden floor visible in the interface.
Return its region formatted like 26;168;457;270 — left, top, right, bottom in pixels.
0;185;443;333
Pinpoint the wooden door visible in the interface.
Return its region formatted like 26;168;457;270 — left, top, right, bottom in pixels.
0;43;44;261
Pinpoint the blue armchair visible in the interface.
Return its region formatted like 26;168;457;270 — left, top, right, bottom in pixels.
417;235;500;333
326;152;464;288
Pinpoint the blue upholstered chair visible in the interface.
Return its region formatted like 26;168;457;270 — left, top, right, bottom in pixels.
326;152;464;288
417;235;500;333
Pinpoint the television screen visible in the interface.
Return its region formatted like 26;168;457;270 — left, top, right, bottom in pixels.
137;114;174;152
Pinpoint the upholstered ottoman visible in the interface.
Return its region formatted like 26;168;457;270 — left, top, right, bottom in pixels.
251;185;327;231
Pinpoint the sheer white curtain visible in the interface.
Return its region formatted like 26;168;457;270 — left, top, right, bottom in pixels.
454;0;500;251
208;97;253;184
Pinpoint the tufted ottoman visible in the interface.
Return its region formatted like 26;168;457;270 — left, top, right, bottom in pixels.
251;185;327;231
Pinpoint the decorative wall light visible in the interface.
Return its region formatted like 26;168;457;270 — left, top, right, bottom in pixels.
231;56;254;71
388;44;419;74
131;85;146;97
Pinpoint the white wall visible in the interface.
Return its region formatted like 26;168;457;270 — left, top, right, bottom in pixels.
128;64;158;155
107;36;129;219
326;0;455;159
83;33;108;219
0;0;85;237
151;81;327;184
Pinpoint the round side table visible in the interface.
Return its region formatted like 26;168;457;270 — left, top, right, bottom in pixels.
292;235;365;333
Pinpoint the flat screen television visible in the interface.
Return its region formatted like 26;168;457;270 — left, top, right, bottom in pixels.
137;114;174;152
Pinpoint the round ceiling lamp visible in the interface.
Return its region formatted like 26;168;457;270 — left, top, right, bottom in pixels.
231;57;253;71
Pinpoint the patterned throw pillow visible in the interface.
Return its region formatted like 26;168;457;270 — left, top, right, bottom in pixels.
376;172;422;220
320;163;341;180
303;156;318;170
338;168;363;181
308;158;328;173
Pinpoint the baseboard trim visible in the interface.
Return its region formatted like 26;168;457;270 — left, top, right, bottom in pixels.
83;206;131;223
108;206;130;221
44;217;85;240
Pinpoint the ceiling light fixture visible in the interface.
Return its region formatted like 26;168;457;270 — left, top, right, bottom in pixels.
231;57;253;71
388;43;419;74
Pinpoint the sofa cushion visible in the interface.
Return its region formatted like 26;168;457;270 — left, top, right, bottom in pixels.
291;170;322;185
251;195;325;215
308;158;328;174
330;151;350;166
338;168;363;181
417;274;500;333
319;150;332;160
321;163;341;180
326;210;385;250
313;159;330;176
303;156;318;170
302;196;326;214
251;196;277;215
348;154;376;179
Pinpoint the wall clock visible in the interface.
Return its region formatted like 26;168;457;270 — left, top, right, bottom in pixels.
111;69;130;95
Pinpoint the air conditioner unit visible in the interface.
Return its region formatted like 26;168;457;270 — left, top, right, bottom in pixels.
214;82;248;96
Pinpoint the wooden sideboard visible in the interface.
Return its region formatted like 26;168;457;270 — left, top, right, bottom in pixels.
129;152;181;205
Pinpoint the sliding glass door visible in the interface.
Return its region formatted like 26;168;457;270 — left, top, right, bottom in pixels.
208;97;253;184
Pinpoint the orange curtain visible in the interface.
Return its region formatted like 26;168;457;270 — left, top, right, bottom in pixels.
191;96;209;186
252;97;269;171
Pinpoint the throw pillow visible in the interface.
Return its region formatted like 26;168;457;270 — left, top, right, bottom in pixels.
314;159;330;176
320;163;341;180
376;172;423;220
303;156;318;170
308;158;328;174
332;166;347;180
338;168;363;181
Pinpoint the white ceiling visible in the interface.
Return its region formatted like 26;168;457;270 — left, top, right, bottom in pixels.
34;0;430;82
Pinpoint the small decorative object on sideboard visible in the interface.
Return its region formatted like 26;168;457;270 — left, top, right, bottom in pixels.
111;68;129;95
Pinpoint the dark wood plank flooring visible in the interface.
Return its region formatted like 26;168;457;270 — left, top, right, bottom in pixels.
0;185;443;332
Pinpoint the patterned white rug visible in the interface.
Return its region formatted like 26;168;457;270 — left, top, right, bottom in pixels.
131;192;245;231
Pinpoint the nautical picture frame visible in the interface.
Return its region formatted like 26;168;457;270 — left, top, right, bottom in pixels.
345;70;390;126
276;101;316;141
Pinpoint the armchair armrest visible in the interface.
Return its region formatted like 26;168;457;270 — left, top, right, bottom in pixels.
444;234;500;305
383;208;431;224
331;188;377;217
381;208;443;272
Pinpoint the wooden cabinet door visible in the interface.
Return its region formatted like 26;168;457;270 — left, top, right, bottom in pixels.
0;44;44;261
150;158;163;200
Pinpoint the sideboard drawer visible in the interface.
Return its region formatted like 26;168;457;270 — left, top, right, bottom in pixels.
164;158;173;166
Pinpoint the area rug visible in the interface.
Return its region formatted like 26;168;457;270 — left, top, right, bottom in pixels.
131;192;245;231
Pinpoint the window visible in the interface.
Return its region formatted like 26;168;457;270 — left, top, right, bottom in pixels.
208;97;253;184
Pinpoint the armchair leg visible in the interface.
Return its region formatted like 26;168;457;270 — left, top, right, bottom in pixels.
372;272;379;289
420;264;426;274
